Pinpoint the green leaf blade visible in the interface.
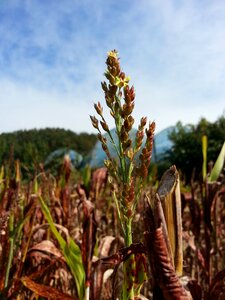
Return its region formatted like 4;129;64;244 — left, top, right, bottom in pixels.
208;141;225;182
38;196;85;300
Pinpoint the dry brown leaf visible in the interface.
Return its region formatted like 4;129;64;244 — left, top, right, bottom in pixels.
145;223;192;300
21;276;76;300
208;268;225;299
28;240;65;262
98;236;116;257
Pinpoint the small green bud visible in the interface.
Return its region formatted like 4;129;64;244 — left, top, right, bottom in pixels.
114;102;120;114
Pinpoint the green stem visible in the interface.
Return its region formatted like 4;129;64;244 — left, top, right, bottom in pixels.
113;191;125;237
132;184;142;213
125;217;132;247
114;99;127;182
4;213;14;288
122;218;135;300
22;216;34;262
116;137;126;182
101;122;121;160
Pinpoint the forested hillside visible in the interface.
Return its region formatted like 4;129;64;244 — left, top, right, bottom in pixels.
168;116;225;182
0;128;97;168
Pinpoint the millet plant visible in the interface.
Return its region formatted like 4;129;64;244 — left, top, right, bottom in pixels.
90;50;155;299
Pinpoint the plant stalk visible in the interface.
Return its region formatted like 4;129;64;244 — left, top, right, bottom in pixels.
4;213;14;288
122;218;135;300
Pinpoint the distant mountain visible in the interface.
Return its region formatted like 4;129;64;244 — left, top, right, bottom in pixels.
89;128;137;168
152;126;174;162
45;148;83;169
89;126;175;168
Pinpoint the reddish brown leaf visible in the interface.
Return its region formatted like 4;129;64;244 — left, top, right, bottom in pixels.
144;223;192;300
81;198;96;285
21;276;76;300
92;236;124;300
182;231;207;275
91;167;108;200
92;236;116;300
94;242;146;267
208;268;225;300
187;279;202;300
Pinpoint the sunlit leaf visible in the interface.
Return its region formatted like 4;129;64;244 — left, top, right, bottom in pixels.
38;196;85;300
208;141;225;182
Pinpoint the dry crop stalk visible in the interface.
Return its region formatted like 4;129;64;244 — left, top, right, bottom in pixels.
144;166;192;300
157;165;183;276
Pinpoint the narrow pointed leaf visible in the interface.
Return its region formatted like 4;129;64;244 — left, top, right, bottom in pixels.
38;196;85;300
208;141;225;182
202;135;207;181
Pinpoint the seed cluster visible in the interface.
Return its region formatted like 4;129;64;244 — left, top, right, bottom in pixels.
90;50;155;221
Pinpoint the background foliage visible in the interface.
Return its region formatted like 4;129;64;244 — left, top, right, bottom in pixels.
0;115;224;182
168;116;225;182
0;128;97;173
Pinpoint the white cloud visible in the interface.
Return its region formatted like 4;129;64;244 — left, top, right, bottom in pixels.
0;79;99;133
0;0;225;134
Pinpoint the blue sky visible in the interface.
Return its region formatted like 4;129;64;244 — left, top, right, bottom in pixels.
0;0;225;134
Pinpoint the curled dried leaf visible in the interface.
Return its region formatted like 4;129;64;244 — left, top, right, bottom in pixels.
144;224;192;300
28;240;65;262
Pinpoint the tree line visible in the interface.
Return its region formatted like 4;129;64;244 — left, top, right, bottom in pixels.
167;115;225;182
0;115;224;183
0;128;97;173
